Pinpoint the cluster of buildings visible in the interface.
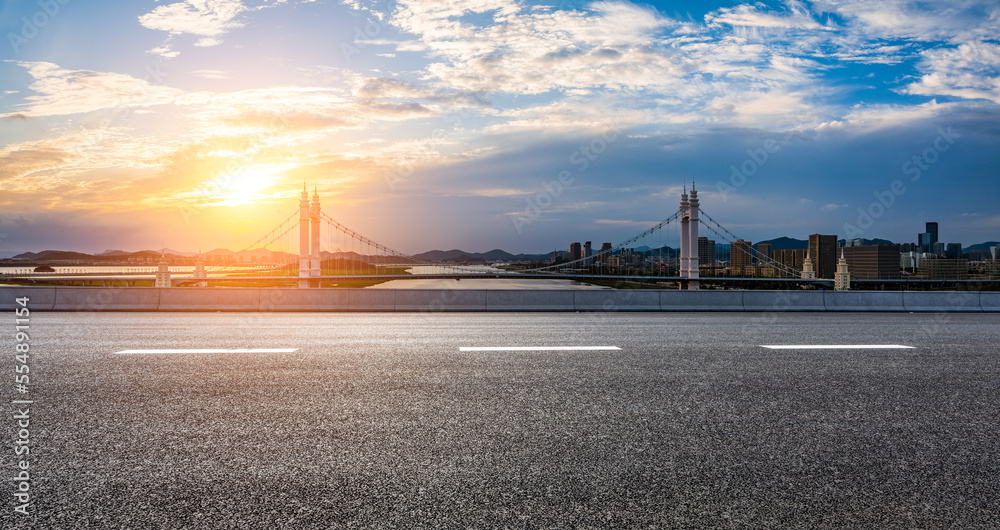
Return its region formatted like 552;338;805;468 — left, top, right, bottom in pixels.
556;220;998;281
553;241;615;266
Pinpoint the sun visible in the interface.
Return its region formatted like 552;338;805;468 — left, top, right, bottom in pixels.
220;166;278;206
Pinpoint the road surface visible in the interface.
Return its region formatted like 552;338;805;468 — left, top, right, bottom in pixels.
4;312;999;528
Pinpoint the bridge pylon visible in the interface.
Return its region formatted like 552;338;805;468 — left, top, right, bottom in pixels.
679;184;700;290
298;185;312;288
310;187;322;286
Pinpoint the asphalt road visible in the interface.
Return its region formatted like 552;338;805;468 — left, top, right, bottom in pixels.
4;312;1000;529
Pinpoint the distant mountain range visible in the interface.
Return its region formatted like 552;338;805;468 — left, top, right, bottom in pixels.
411;249;550;262
7;238;999;264
967;241;1000;252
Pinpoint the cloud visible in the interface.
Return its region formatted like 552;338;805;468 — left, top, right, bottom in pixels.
820;203;848;212
148;45;181;58
195;36;224;47
6;62;185;117
354;77;435;99
139;0;248;37
594;219;658;226
191;69;231;79
139;0;250;56
903;41;1000;104
811;0;1000;44
0;144;76;182
707;3;827;31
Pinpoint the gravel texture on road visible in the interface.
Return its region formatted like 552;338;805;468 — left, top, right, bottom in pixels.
4;312;999;528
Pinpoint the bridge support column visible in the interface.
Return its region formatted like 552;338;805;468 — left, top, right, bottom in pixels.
687;185;699;290
298;184;311;288
310;187;322;288
679;188;689;289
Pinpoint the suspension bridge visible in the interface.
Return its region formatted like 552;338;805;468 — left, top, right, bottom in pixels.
4;185;834;288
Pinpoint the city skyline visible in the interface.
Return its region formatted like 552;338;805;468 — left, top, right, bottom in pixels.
2;0;999;255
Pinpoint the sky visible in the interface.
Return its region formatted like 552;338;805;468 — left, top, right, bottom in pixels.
1;0;998;255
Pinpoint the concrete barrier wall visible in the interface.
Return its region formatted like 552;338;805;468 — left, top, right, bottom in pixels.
743;290;825;311
980;292;1000;312
158;288;260;311
259;289;350;311
0;286;56;311
349;289;395;311
902;291;982;312
660;291;744;311
394;290;487;311
55;287;160;311
574;290;661;311
4;285;999;312
486;290;576;311
824;291;905;312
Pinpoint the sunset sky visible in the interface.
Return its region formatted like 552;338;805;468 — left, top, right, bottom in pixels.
1;0;998;255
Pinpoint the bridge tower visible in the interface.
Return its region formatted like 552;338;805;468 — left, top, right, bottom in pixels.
835;249;851;290
299;184;311;288
679;187;689;284
678;185;700;290
193;253;207;287
155;251;171;288
310;187;322;286
802;249;816;279
687;184;700;290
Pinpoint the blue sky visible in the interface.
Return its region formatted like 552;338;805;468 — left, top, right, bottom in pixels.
1;0;998;254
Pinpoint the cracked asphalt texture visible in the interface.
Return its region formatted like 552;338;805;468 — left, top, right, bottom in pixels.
4;312;1000;529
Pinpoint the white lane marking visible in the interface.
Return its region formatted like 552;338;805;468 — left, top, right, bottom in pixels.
115;348;298;354
460;346;621;351
761;345;914;350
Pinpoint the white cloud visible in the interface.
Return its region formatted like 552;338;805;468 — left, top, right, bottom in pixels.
811;0;1000;44
5;62;185;118
139;0;249;56
904;41;1000;104
139;0;248;37
707;3;826;31
194;36;224;47
148;45;181;58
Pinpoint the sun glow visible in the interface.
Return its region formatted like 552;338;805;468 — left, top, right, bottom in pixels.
220;166;279;206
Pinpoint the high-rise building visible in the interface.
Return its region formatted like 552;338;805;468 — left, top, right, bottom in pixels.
698;237;715;275
598;242;612;263
774;248;806;277
569;242;582;261
730;239;752;276
932;242;945;256
945;243;962;260
808;233;837;279
918;222;939;253
918;233;933;253
756;243;772;264
926;222;938;245
969;250;983;262
698;237;716;265
991;245;1000;260
900;242;917;253
841;244;902;279
584;241;592;259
